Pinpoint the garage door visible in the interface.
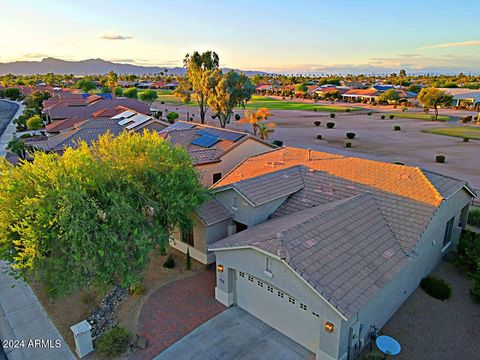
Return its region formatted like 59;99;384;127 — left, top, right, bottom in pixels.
236;271;320;353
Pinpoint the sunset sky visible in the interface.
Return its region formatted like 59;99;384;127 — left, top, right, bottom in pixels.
1;0;479;74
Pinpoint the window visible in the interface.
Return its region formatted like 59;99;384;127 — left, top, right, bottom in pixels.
212;172;222;184
234;221;248;233
443;216;455;247
181;228;194;246
233;197;238;210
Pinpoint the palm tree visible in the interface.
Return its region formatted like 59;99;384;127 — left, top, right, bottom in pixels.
238;108;273;137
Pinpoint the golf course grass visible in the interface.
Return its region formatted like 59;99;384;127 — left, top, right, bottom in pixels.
423;126;480;140
154;94;360;112
388;112;452;121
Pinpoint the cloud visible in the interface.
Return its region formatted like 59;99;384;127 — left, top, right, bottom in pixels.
421;40;480;49
100;34;133;40
22;53;50;59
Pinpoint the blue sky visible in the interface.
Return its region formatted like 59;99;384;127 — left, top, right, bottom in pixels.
1;0;479;74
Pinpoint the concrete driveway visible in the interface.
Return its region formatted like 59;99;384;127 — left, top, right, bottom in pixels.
154;307;314;360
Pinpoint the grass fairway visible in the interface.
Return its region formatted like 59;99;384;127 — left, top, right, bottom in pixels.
423;126;480;140
388;112;452;121
244;96;360;112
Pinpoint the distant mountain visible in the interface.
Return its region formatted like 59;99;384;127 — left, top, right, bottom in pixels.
0;57;268;76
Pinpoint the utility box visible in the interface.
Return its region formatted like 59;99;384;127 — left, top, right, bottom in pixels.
70;320;94;358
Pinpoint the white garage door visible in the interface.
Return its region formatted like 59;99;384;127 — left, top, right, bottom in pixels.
236;271;320;353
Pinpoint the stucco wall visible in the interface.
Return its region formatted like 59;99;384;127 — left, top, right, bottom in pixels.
196;139;273;187
215;248;344;360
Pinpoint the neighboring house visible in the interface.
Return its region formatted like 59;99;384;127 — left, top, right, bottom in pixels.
176;147;474;360
158;121;275;187
438;88;480;109
342;87;416;103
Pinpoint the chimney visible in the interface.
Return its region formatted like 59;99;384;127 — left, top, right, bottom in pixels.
307;148;311;162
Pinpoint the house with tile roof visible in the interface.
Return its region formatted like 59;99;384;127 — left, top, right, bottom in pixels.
175;147;474;359
158;121;276;187
342;87;417;103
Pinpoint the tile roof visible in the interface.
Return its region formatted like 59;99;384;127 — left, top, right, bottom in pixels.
214;147;445;207
211;193;410;318
343;89;379;96
423;170;475;198
195;199;232;226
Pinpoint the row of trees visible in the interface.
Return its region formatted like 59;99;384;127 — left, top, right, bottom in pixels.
174;51;255;128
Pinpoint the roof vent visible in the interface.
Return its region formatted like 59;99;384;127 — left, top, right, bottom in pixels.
399;174;411;180
281;174;290;179
304;239;318;248
383;249;395;259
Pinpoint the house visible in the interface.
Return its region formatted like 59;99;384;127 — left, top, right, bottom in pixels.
173;147;474;359
342;87;416;103
158;121;275;187
439;88;480;109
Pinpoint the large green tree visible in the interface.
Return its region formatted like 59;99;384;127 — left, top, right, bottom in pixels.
77;79;96;93
208;71;255;128
418;87;453;120
123;87;138;99
0;131;208;296
174;51;220;124
139;89;158;106
378;89;401;103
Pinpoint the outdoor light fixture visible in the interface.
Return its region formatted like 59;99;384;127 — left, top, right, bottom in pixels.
325;321;334;333
217;264;224;272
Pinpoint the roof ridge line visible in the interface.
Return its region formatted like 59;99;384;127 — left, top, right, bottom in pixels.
415;167;444;205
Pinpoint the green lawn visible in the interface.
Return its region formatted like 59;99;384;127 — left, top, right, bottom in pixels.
423;126;480;140
153;94;360;112
388;112;452;121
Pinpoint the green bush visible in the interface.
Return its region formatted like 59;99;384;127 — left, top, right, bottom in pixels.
314;121;321;127
96;327;131;358
316;134;322;140
346;132;356;139
389;114;394;119
345;141;352;148
468;208;480;227
463;137;470;142
420;276;452;300
394;161;405;165
380;115;385;119
470;278;480;303
330;113;335;118
367;112;372;116
234;113;241;121
431;115;435;121
394;125;401;131
271;140;283;147
167;112;179;124
326;122;335;129
345;108;351;113
457;229;480;273
163;254;175;269
436;154;446;163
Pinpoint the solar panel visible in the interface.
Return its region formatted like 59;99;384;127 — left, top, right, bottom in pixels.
111;110;135;120
118;118;134;126
197;128;244;142
191;135;220;148
159;121;196;133
125;114;152;129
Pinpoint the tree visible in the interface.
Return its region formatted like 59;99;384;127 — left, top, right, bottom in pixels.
24;91;51;111
100;86;111;94
6;138;28;160
239;108;272;136
105;71;118;91
4;88;21;100
378;89;400;103
399;69;407;77
77;79;95;93
174;51;220;124
166;111;179;123
114;86;123;97
406;84;421;93
26;114;43;130
208;71;255;128
123;87;138;99
0;131;208;297
139;90;158;106
418;88;453;120
295;83;308;93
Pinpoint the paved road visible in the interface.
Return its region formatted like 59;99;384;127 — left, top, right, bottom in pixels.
0;100;22;157
155;307;314;360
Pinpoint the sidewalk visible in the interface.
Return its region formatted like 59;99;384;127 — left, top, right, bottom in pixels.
0;100;24;157
0;261;76;360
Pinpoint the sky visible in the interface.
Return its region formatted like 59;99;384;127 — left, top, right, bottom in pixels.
1;0;479;74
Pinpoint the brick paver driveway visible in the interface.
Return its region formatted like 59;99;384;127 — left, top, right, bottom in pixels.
134;270;225;360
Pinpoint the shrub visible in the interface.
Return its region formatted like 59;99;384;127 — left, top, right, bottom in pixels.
470;278;480;303
314;121;321;127
313;108;317;112
330;113;335;118
380;115;385;119
345;141;352;148
234;114;241;121
326;122;335;129
394;161;405;165
271;140;283;147
166;111;179;124
186;248;192;270
316;134;322;140
468;208;480;227
394;125;401;131
96;327;131;358
463;137;470;142
129;284;145;296
163;254;175;269
345;108;351;113
475;116;478;121
367;112;371;116
346;132;356;139
431;115;435;121
435;154;446;163
456;229;480;273
389;114;394;119
466;115;473;121
420;276;452;300
160;101;165;104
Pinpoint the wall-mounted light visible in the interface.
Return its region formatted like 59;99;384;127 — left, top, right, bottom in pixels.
325;321;334;333
217;264;224;272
